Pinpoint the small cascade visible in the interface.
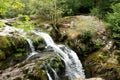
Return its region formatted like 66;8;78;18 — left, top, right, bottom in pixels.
48;63;59;80
26;38;38;59
46;71;53;80
51;68;59;80
32;31;85;80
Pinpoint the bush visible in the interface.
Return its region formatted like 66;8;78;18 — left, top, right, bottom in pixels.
106;3;120;49
13;15;34;31
0;0;25;18
90;0;119;19
80;31;93;43
90;8;100;17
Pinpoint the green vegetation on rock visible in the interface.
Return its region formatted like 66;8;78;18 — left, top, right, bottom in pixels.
13;15;34;31
0;50;5;60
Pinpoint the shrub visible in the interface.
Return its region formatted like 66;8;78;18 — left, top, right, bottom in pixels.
80;31;93;43
0;0;25;18
13;15;34;31
106;3;120;49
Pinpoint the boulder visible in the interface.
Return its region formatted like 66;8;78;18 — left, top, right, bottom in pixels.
51;15;109;58
0;26;45;69
0;52;64;80
84;41;120;80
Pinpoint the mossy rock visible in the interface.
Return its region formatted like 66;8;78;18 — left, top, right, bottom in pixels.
0;35;28;69
51;15;109;57
0;50;5;60
0;52;65;80
27;32;46;51
0;36;11;49
8;36;28;51
84;49;120;80
0;35;27;55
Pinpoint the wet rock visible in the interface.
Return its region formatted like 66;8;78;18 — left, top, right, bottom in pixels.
0;52;64;80
27;31;45;51
0;26;45;69
37;44;46;51
0;50;5;60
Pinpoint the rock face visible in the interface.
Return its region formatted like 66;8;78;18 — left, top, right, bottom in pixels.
84;41;120;80
0;52;64;80
0;26;28;69
51;15;109;58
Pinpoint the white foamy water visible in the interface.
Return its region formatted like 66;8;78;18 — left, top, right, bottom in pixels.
26;38;38;59
51;68;59;80
0;25;24;36
32;31;85;80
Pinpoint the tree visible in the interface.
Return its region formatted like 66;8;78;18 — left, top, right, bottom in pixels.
0;0;25;18
91;0;119;18
28;0;63;31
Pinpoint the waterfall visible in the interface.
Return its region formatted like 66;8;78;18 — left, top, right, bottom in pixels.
46;71;53;80
0;25;85;79
26;38;38;59
51;68;59;80
48;63;59;80
32;31;85;80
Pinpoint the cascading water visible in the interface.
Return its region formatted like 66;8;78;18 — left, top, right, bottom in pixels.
26;38;38;59
48;63;60;80
32;31;85;80
51;68;59;80
0;25;85;80
46;71;53;80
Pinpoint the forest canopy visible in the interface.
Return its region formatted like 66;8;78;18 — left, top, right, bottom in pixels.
0;0;119;18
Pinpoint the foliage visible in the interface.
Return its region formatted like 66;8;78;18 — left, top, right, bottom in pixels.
0;21;5;28
90;8;100;17
106;3;120;49
80;31;93;43
0;50;5;60
0;0;119;18
13;15;34;31
59;0;94;15
0;0;25;18
94;40;101;49
90;0;119;18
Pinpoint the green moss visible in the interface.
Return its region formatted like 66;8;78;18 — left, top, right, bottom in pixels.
0;36;11;49
32;37;44;44
14;53;23;57
23;53;64;80
7;36;27;54
0;50;5;60
0;21;5;28
84;48;120;79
